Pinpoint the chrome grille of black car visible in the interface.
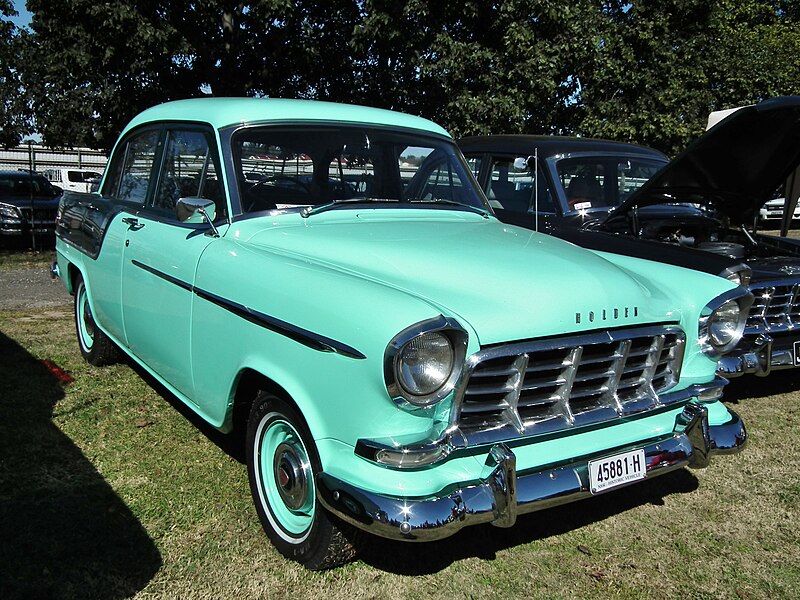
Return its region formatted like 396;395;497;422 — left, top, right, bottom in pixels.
20;207;58;224
454;326;685;439
746;282;800;332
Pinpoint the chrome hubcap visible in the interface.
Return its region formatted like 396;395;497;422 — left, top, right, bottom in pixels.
274;442;309;511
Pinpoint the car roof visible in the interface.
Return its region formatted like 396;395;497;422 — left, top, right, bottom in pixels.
123;98;451;138
0;171;48;179
458;135;667;160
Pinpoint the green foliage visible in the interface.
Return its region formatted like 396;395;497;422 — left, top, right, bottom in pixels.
0;1;33;146
575;0;800;154
10;0;800;154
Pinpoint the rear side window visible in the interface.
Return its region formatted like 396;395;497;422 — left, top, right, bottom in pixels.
103;129;161;206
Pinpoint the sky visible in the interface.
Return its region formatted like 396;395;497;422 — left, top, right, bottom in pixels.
8;1;31;28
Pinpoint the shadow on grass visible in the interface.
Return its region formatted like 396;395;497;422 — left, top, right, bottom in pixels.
355;466;699;575
0;331;161;600
117;347;703;575
722;369;800;403
123;358;247;464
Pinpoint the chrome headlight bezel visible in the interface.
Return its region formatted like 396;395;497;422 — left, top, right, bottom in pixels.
699;288;754;357
384;316;468;407
719;264;752;288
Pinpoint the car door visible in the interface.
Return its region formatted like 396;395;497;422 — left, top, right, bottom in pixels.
88;127;161;345
120;127;228;402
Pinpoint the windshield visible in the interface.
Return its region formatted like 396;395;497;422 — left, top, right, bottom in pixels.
552;155;666;213
232;126;487;214
0;174;60;198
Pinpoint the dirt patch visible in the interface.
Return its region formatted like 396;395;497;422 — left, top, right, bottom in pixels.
0;267;71;310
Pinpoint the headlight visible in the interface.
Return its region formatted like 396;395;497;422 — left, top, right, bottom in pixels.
397;332;454;396
699;290;753;356
385;316;468;406
0;202;21;220
719;264;752;288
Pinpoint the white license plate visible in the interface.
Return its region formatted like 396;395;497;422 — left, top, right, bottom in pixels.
588;448;647;494
794;341;800;365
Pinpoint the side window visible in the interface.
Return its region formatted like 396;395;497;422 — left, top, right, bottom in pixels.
152;130;226;220
488;158;554;214
406;149;472;204
103;129;160;206
464;156;482;180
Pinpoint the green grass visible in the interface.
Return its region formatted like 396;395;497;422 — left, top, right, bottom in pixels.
1;308;799;599
0;248;56;270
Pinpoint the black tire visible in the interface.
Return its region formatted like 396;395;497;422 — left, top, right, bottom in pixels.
74;275;118;366
246;393;358;569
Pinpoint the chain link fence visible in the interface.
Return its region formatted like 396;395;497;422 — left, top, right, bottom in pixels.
0;143;108;173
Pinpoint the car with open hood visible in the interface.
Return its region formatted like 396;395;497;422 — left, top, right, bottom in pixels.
460;96;800;377
54;98;750;569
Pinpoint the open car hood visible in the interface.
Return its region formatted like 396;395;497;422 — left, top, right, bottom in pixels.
604;96;800;226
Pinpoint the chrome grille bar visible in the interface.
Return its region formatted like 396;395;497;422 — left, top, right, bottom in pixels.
746;281;800;332
452;325;685;443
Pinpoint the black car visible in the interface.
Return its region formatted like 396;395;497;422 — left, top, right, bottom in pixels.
460;96;800;377
0;171;62;244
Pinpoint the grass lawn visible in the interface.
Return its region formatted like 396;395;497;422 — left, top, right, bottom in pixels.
1;308;799;599
0;248;55;270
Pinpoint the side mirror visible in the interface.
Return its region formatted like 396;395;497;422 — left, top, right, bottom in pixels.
514;156;533;171
176;197;220;237
176;196;216;223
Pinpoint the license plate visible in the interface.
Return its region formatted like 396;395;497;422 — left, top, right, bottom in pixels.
588;449;646;494
794;341;800;365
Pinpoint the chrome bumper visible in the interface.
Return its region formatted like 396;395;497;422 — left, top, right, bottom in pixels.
717;333;798;377
317;402;746;542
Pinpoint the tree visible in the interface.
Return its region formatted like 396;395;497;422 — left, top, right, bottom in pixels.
16;0;800;154
574;0;800;155
0;1;33;147
23;0;368;150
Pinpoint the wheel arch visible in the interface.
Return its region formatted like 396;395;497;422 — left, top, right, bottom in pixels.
228;368;319;444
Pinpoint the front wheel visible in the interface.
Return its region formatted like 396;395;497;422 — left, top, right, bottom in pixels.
74;276;118;366
246;393;357;569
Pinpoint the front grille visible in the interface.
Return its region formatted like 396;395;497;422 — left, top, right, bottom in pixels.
20;207;58;225
454;325;685;440
746;282;800;332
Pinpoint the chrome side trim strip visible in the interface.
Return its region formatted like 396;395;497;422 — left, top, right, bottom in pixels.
322;404;746;542
130;260;366;359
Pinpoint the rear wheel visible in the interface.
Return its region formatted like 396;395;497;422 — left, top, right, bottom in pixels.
246;393;357;569
74;276;118;366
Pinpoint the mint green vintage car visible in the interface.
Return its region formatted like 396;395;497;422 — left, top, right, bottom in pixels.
54;98;752;569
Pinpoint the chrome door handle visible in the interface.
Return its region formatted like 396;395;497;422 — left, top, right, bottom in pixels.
122;217;144;230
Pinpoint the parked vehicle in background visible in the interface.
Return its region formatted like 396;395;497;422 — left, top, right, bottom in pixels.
0;170;62;244
55;98;750;569
43;168;104;193
759;193;800;224
460;96;800;377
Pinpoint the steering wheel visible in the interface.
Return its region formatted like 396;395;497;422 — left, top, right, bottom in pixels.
243;175;312;212
248;174;312;193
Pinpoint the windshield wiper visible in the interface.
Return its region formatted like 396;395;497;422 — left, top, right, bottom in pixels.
301;198;398;218
408;198;490;218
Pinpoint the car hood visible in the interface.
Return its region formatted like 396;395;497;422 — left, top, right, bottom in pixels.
0;195;61;208
241;210;692;345
605;96;800;226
